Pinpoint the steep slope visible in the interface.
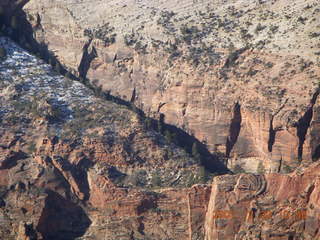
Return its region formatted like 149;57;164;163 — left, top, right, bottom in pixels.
1;1;320;239
0;37;211;239
18;0;320;173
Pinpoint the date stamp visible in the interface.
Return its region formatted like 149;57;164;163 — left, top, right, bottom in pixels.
212;209;307;221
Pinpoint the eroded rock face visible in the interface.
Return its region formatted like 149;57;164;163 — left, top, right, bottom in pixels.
205;162;320;240
0;37;214;240
1;1;320;239
21;0;320;173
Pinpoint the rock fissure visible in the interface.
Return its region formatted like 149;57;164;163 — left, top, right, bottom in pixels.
226;102;241;158
268;100;288;153
296;89;320;160
268;117;276;153
130;87;136;103
78;39;97;79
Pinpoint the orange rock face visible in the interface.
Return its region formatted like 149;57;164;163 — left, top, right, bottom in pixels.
21;0;320;173
0;37;212;239
1;1;320;239
205;162;320;239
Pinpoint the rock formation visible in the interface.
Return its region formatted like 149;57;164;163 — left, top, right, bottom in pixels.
0;38;211;239
0;0;320;239
205;162;320;239
18;0;320;173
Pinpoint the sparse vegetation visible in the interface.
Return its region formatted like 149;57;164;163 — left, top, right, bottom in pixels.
84;23;116;46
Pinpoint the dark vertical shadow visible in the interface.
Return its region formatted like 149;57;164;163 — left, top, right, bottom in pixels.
296;90;319;161
226;102;242;158
1;3;230;176
37;190;91;240
268;117;276;152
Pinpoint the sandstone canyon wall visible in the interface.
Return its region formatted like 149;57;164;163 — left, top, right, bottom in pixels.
20;0;320;173
0;0;320;239
0;38;211;239
205;162;320;240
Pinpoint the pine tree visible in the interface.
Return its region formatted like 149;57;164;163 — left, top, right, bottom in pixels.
0;47;6;59
257;161;265;174
192;142;201;163
157;119;164;133
198;166;207;183
11;16;18;29
65;71;72;79
151;173;161;187
55;63;61;74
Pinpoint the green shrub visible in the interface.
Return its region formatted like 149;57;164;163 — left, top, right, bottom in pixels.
233;164;245;174
27;142;37;154
257;162;265;174
198;166;207;183
151;173;162;187
192;142;201;163
282;163;293;173
11;16;18;29
0;47;6;59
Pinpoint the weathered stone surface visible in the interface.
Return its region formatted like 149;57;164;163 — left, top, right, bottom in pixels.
205;162;320;240
1;0;320;239
0;37;212;239
20;0;320;173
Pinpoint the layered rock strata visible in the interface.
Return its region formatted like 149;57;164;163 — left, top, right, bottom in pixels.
205;162;320;240
19;0;320;173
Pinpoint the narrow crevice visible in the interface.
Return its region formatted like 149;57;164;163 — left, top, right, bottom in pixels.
296;90;320;161
278;156;282;173
268;117;276;152
2;5;230;177
77;39;97;80
130;87;136;103
268;118;284;153
226;102;242;158
112;53;117;63
157;102;166;112
268;100;287;153
312;145;320;161
129;68;133;82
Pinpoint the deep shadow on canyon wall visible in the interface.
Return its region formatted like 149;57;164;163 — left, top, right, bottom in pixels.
0;1;230;173
37;190;91;240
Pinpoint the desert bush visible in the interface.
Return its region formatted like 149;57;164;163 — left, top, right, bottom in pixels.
233;164;245;174
254;23;266;34
151;173;162;187
257;162;265;174
0;47;6;59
